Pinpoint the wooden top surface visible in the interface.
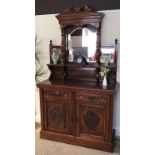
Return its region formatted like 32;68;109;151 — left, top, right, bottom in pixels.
37;79;117;93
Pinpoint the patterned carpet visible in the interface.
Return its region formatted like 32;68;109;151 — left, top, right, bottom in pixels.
35;126;120;155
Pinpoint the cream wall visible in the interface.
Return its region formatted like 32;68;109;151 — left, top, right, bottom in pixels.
35;10;120;136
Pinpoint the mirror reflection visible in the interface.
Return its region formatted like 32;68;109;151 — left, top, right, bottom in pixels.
68;28;97;63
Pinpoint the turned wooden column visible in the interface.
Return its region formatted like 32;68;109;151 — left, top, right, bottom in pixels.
49;40;53;64
95;26;101;66
65;33;69;63
95;26;101;85
114;38;118;64
61;26;65;64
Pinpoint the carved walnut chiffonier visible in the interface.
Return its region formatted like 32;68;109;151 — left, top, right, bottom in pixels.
37;6;118;152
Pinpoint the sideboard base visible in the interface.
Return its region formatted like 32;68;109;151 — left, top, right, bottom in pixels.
40;130;114;152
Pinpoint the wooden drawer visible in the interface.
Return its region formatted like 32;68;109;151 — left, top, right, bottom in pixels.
43;87;71;99
76;92;111;103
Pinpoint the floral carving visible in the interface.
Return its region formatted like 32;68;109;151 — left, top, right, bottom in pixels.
84;111;100;129
51;107;64;124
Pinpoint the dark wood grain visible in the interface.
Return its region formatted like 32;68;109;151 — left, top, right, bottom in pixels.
38;80;116;152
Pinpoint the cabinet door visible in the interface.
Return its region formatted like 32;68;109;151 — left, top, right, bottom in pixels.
43;98;71;134
76;92;112;141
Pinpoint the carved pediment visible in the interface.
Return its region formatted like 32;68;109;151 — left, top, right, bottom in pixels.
57;5;104;18
56;5;104;28
62;5;93;14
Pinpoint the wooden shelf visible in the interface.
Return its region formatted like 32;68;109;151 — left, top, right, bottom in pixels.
37;79;116;93
47;63;117;68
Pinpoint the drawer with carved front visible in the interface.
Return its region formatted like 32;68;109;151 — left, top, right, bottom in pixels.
43;88;71;99
76;92;111;103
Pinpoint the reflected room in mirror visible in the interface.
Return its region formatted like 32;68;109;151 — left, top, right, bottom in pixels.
68;27;97;63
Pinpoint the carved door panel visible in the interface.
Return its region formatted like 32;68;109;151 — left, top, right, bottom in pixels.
43;98;71;134
76;101;106;140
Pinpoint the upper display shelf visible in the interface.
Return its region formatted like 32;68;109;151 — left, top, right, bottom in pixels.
49;38;118;66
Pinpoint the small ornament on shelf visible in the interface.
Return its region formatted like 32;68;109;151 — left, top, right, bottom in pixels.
100;67;110;88
52;49;60;64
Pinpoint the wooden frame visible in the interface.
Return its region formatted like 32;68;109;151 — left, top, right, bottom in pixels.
56;5;104;65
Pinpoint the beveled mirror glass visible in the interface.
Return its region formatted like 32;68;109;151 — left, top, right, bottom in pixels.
67;27;97;63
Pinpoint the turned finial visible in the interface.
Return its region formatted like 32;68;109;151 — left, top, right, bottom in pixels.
115;38;118;45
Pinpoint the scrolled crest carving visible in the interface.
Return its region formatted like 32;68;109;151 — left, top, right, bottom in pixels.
61;5;94;14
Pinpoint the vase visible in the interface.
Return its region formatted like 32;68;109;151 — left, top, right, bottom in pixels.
102;76;107;88
52;52;59;64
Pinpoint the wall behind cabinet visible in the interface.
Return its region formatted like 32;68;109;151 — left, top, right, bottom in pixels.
35;9;120;136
